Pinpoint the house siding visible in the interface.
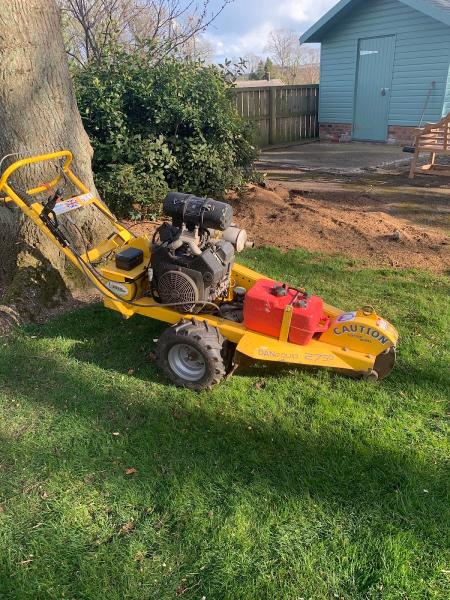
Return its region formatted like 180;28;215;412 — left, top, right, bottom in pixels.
319;0;450;127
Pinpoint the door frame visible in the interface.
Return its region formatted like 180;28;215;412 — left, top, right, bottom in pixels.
352;34;396;142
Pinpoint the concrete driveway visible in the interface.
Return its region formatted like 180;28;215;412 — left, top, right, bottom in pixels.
259;141;411;173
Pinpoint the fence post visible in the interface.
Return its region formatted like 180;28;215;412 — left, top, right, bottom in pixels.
269;87;277;145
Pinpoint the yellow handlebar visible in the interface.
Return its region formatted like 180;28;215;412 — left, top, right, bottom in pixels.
0;150;73;193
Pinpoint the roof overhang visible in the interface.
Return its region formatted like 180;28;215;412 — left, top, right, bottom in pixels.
300;0;450;44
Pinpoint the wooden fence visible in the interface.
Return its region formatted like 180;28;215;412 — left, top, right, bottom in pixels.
234;84;319;147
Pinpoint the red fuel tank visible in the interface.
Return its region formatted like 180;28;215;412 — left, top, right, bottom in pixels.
243;279;330;346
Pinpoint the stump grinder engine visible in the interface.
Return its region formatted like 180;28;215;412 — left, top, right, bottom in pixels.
149;192;247;314
0;151;398;389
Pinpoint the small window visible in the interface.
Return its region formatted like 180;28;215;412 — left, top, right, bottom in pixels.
360;50;379;56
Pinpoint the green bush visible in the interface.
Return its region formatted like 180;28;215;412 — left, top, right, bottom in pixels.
74;50;259;217
93;136;176;218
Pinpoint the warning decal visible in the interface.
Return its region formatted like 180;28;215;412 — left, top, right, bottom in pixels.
53;192;95;215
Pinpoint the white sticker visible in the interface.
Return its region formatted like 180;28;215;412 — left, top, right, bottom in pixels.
105;281;129;297
377;319;389;331
53;192;94;215
337;312;357;323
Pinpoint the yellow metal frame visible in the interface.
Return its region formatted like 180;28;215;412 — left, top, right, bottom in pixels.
0;151;134;300
0;151;399;376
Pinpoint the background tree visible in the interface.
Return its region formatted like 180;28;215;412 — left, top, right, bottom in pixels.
264;57;274;80
252;60;265;80
0;0;110;318
264;28;320;84
60;0;232;65
180;22;215;62
296;46;320;84
243;52;262;79
264;28;298;71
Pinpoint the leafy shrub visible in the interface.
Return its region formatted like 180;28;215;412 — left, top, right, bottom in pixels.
94;136;176;217
74;50;259;217
94;163;167;220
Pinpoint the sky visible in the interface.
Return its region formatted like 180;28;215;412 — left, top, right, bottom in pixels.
204;0;337;62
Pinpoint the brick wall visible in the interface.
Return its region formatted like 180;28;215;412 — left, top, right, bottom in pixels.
320;122;419;145
319;123;352;141
387;126;419;146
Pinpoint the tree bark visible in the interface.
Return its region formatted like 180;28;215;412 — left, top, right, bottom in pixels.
0;0;110;319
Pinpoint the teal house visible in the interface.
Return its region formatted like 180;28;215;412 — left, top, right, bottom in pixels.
300;0;450;143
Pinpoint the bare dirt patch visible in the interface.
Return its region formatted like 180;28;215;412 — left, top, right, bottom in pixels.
228;180;449;273
119;173;450;273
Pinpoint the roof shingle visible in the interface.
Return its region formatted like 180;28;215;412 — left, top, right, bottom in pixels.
301;0;450;44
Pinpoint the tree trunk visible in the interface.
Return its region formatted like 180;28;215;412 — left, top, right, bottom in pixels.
0;0;110;319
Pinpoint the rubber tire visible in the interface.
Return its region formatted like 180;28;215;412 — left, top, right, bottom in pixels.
155;318;227;390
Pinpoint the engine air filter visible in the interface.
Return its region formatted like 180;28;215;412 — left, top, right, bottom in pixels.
163;192;233;231
157;270;199;313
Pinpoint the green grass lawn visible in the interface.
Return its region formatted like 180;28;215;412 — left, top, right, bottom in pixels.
0;248;449;600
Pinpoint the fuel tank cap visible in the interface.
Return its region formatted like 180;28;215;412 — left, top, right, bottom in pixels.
271;283;288;297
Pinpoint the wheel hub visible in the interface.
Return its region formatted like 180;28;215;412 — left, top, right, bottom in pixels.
167;343;206;382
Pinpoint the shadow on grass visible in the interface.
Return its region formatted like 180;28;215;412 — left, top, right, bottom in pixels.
1;246;449;598
1;299;449;598
1;326;448;539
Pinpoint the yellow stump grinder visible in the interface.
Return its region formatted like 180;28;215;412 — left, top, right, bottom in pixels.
0;151;398;389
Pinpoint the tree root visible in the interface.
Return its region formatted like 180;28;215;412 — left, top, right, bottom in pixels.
0;304;22;336
3;263;69;321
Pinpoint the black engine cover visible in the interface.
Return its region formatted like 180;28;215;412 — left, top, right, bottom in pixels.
163;193;233;231
151;240;234;310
